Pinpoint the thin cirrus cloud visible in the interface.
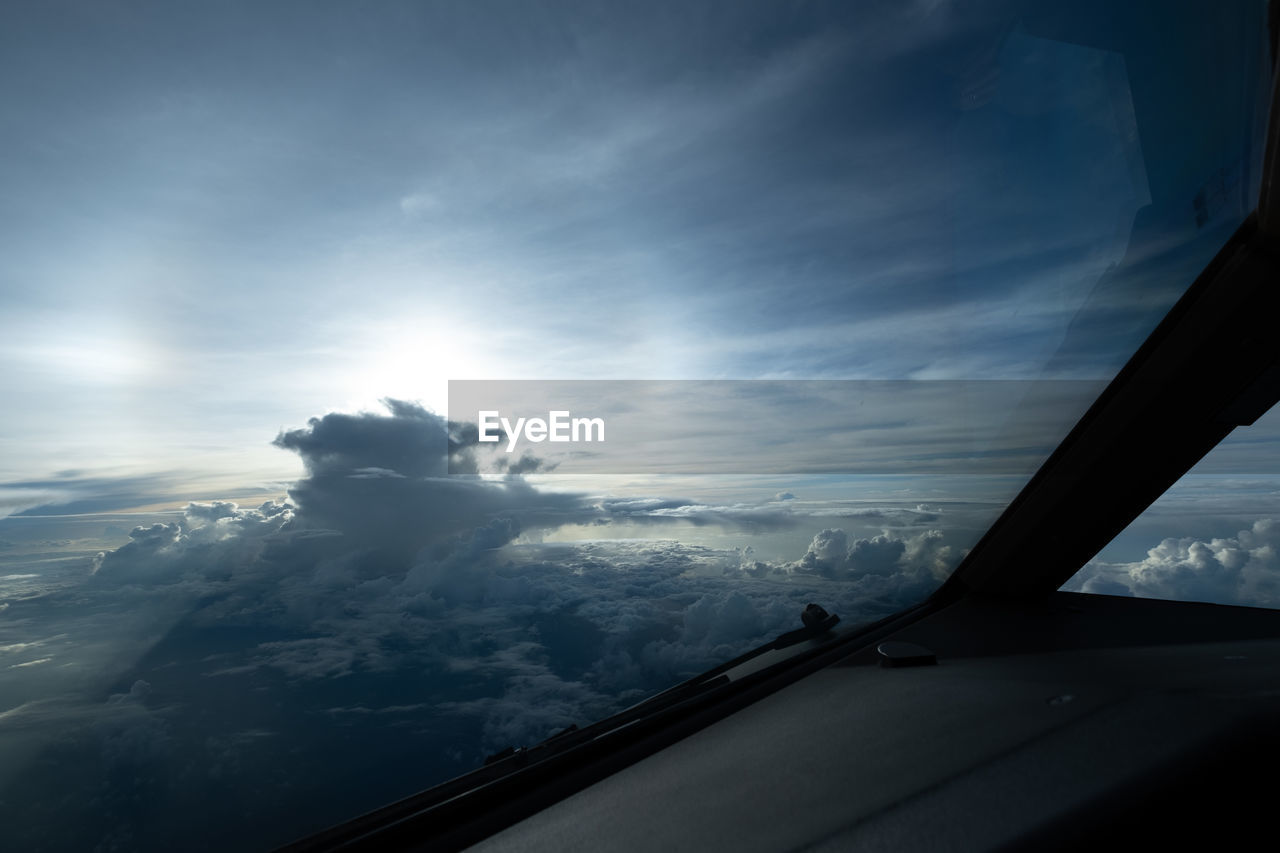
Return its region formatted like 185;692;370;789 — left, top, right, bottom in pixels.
0;0;1185;485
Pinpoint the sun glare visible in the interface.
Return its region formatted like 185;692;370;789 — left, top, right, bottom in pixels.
335;318;504;416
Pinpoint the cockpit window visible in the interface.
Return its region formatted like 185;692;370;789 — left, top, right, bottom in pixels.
1063;400;1280;607
0;1;1272;849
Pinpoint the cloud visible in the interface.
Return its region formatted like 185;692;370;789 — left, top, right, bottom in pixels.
0;487;74;519
91;500;292;586
1;472;270;517
791;526;958;580
598;496;799;530
0;400;970;850
1064;519;1280;607
78;403;964;712
274;399;463;479
272;400;594;560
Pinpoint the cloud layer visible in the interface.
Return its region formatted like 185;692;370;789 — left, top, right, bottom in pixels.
8;402;1280;852
1;401;965;851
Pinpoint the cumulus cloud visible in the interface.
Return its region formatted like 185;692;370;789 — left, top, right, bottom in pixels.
91;500;292;586
273;399;593;560
1;400;971;851
1064;519;1280;607
785;526;962;609
792;526;957;580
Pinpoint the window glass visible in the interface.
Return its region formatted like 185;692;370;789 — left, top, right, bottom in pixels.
0;1;1271;849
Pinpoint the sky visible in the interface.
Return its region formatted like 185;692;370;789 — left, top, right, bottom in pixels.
0;1;1276;850
3;0;1255;498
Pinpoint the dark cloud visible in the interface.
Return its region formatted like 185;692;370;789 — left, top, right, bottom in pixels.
848;534;907;576
274;400;593;560
501;454;550;476
274;399;465;479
